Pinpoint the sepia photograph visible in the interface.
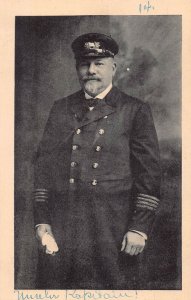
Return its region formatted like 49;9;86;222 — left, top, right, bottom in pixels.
14;15;181;290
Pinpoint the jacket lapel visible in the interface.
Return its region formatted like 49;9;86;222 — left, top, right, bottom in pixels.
70;86;120;129
70;89;88;122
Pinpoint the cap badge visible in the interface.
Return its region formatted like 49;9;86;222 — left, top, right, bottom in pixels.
84;42;101;50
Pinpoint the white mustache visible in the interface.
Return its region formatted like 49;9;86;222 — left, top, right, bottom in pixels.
83;77;101;82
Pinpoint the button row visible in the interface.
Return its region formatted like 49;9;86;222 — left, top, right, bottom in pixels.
75;128;105;135
70;162;99;168
69;178;97;185
72;145;102;152
75;114;108;119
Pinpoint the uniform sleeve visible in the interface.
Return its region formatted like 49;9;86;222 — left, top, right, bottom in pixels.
33;103;58;226
128;102;161;236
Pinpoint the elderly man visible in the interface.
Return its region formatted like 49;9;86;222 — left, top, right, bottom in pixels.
34;33;161;289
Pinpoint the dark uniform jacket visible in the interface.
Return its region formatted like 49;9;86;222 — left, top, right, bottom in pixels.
34;86;161;289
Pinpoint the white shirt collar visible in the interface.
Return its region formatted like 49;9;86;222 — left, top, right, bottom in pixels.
84;83;113;100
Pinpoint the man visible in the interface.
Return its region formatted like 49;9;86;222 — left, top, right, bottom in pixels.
34;33;161;289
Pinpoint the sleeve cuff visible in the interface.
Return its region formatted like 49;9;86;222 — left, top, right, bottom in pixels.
33;188;51;226
129;230;148;240
35;223;50;228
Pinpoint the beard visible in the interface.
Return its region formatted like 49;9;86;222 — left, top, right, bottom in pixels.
82;79;103;97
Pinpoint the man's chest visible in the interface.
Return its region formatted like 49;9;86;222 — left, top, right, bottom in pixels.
51;107;134;184
54;105;133;149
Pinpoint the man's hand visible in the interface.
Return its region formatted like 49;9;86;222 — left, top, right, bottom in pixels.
36;224;54;240
36;224;58;255
121;231;146;256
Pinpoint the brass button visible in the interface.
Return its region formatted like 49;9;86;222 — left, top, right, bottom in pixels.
92;163;99;169
95;145;101;152
92;179;97;186
72;145;79;150
76;129;81;134
71;162;77;167
69;178;75;183
99;129;104;135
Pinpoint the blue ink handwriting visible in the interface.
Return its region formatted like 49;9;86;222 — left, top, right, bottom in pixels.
66;290;137;300
139;1;155;13
15;290;60;300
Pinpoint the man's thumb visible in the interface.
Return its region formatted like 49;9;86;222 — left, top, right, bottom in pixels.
36;224;49;240
121;235;127;251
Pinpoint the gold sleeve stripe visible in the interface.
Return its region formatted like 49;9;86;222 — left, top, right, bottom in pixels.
136;200;158;209
34;199;47;202
137;197;159;205
136;203;156;211
33;195;48;199
138;193;159;202
34;191;49;194
33;189;49;203
34;188;49;192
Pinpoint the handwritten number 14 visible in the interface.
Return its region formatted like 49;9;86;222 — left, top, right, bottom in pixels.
139;1;155;13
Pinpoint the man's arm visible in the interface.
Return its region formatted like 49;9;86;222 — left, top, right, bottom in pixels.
121;102;161;255
33;103;59;249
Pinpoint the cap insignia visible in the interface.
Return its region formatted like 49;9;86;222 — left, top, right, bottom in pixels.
84;42;101;50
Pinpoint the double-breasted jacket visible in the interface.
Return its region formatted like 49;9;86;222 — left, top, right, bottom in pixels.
33;86;161;289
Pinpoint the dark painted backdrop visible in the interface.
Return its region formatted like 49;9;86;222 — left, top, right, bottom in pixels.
15;16;181;289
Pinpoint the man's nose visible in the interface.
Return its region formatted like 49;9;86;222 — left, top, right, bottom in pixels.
88;63;96;74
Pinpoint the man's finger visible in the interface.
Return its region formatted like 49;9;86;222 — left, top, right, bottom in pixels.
121;236;127;251
45;247;57;256
139;246;145;254
124;244;132;254
134;247;141;256
45;248;52;254
129;246;137;256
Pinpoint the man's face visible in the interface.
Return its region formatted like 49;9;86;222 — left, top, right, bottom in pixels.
76;57;117;97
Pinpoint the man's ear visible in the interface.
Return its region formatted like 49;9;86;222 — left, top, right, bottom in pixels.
112;60;117;76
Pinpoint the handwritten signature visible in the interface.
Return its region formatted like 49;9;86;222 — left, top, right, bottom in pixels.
66;290;137;300
15;290;138;300
15;290;60;300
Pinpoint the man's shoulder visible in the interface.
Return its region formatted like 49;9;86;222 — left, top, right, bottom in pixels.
53;87;146;111
109;86;145;109
54;90;83;106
